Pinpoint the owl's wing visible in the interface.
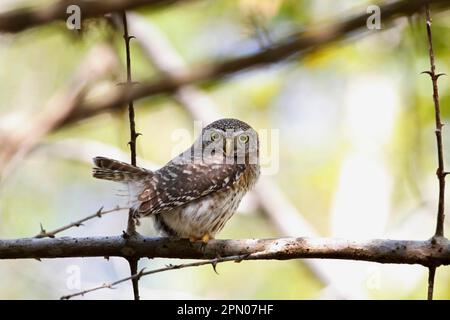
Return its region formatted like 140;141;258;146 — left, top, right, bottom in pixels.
137;161;245;215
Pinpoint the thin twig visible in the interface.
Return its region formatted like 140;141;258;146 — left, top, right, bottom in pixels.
61;253;251;300
423;5;446;238
427;266;436;300
122;13;138;168
121;11;140;300
35;206;127;238
423;4;447;300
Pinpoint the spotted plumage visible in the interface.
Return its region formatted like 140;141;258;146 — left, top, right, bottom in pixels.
92;118;260;241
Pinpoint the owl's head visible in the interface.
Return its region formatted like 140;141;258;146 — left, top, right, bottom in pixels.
200;118;259;165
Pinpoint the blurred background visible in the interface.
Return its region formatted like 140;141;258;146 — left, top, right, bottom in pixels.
0;0;449;299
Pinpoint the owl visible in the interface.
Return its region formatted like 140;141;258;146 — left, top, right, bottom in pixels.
92;118;260;242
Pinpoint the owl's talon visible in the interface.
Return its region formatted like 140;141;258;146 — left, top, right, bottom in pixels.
201;233;212;244
200;234;213;251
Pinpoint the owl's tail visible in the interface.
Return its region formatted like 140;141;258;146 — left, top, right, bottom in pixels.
92;157;151;182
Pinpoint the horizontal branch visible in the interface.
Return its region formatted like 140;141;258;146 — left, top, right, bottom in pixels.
1;236;449;267
0;0;187;33
61;0;450;126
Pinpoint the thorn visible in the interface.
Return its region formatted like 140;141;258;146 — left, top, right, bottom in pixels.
96;206;104;217
74;223;84;227
34;258;41;262
128;35;136;41
39;223;46;234
136;268;146;280
122;230;130;239
421;71;433;77
135;132;142;138
436;73;447;79
211;261;219;275
104;256;110;261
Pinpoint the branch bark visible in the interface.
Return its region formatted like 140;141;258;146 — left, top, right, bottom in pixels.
1;236;449;266
0;0;187;33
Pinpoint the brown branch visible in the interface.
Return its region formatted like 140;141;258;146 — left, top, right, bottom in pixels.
57;0;450;128
423;4;447;300
35;206;127;238
1;236;450;266
423;5;447;239
121;11;140;300
427;266;436;300
0;0;188;33
61;253;250;299
122;12;138;169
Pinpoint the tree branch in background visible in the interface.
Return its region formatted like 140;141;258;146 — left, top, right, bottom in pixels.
0;44;119;181
58;0;450;127
121;11;140;300
423;4;447;300
0;0;188;33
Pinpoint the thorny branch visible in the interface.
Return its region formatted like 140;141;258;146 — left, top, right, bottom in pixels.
35;206;127;239
423;4;447;300
1;236;449;262
61;253;250;299
121;11;140;300
424;6;447;239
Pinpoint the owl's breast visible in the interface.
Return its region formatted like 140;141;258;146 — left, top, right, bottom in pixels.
154;183;247;239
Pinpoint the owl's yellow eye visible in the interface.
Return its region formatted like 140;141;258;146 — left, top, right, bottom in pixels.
211;132;221;141
238;134;249;143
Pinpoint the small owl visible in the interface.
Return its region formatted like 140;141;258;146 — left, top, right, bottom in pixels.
92;118;260;242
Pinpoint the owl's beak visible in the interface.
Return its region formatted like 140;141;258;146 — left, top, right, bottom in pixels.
225;138;234;157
